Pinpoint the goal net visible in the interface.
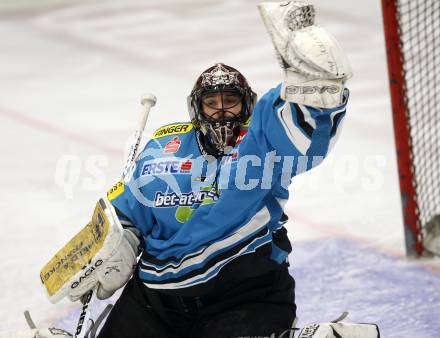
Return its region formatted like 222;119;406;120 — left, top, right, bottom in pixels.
382;0;440;257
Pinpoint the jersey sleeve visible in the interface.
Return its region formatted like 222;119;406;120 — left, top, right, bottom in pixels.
241;84;348;176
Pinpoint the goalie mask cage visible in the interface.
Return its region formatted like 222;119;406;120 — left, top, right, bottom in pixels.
382;0;440;257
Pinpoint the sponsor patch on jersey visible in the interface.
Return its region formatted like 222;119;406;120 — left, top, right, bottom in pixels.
107;180;124;201
222;150;239;165
141;160;192;176
243;116;251;128
180;160;192;171
152;123;193;139
164;137;181;153
154;190;218;208
235;130;248;145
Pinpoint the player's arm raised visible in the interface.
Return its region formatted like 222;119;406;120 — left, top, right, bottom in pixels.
248;2;352;173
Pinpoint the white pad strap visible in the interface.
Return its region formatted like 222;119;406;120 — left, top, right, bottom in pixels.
281;70;348;108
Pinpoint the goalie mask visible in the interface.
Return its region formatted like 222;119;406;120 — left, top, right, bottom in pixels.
188;63;257;156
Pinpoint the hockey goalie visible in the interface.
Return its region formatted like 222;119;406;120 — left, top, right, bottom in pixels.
4;1;382;338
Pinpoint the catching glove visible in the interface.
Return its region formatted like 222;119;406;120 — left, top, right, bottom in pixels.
258;1;352;108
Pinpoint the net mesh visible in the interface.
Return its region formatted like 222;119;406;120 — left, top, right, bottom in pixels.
396;0;440;245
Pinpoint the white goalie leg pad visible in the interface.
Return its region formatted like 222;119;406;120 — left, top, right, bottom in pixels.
258;2;353;108
40;198;139;303
0;328;72;338
423;215;440;256
298;322;380;338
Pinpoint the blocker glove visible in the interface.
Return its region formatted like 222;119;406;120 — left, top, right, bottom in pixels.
95;228;140;300
69;228;140;301
40;197;141;304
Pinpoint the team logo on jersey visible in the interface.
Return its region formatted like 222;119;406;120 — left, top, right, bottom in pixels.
154;190;218;208
141;160;192;176
163;137;181;153
152;123;193;139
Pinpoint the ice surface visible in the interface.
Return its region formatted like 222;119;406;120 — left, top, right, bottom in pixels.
0;0;439;336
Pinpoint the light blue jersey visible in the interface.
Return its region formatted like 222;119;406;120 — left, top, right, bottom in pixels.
109;84;348;295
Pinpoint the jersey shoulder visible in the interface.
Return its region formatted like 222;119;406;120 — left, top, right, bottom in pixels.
142;121;195;153
137;121;198;162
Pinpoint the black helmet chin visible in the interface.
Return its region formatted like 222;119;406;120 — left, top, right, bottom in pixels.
203;121;241;152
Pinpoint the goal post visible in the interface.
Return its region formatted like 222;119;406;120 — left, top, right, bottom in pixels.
382;0;440;257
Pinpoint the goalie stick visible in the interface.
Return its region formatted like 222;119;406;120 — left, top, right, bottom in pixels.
73;288;96;338
122;94;157;180
72;93;157;338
